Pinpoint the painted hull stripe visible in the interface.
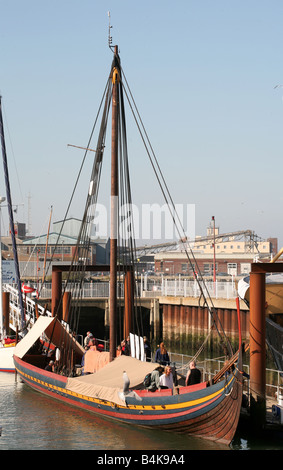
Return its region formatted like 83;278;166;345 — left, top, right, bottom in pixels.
20;373;224;424
15;364;234;420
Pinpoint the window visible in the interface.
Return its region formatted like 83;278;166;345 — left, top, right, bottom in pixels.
203;263;217;274
227;263;237;275
241;263;251;274
203;263;210;273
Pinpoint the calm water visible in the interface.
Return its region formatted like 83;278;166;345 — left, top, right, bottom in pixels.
0;372;282;452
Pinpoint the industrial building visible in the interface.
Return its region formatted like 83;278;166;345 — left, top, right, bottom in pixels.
154;225;278;278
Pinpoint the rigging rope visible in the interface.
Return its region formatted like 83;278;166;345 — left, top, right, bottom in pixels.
120;66;233;358
43;49;235;372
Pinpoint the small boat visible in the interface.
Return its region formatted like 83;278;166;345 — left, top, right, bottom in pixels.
0;344;16;373
13;41;243;445
238;271;283;317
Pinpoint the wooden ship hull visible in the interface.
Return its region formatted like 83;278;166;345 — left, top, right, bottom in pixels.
13;349;242;445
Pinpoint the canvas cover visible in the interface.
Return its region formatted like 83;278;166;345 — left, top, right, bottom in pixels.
14;315;85;359
66;355;160;406
14;316;54;359
83;349;110;373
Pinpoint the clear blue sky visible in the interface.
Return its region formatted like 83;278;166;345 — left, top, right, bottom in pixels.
1;0;283;248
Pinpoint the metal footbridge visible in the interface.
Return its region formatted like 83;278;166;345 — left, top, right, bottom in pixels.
2;284;52;335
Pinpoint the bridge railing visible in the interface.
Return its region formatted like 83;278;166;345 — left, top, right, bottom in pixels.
3;277;237;332
5;277;237;302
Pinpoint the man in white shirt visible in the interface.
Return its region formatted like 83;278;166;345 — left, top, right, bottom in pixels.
159;365;174;389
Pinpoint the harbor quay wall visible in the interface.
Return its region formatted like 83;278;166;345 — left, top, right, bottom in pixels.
158;296;249;355
39;295;249;355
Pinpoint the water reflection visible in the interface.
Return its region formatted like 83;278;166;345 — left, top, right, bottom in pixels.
0;373;227;451
3;372;283;451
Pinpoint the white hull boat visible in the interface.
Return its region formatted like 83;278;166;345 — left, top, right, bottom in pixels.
0;345;15;373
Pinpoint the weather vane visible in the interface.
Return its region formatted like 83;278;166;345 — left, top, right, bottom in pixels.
108;11;114;51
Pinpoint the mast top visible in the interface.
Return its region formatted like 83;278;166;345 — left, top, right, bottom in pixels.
108;11;118;55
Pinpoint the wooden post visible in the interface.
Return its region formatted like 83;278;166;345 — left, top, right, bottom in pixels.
63;292;71;323
51;269;62;320
249;271;266;428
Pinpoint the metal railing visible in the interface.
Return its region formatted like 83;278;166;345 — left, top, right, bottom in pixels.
10;278;237;301
154;278;237;299
3;284;52;333
169;350;283;400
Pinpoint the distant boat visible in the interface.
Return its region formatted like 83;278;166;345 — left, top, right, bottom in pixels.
0;343;15;373
238;272;283;317
13;44;243;445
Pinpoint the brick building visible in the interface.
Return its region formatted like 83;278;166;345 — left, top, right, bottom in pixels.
154;227;278;278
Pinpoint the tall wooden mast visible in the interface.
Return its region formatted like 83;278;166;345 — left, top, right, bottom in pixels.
109;46;120;361
0;96;25;330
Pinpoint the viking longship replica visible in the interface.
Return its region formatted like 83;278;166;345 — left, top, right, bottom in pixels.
13;43;243;445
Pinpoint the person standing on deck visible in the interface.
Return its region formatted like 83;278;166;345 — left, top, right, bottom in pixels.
143;336;151;361
84;331;93;348
154;342;170;365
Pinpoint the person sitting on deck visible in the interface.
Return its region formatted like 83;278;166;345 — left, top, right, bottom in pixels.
154;342;170;365
185;360;201;386
88;338;98;350
146;366;164;392
121;339;126;354
159;365;174;390
45;360;54;372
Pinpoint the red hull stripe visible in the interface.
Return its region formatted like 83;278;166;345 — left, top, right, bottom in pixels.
15;357;229;424
21;373;223;424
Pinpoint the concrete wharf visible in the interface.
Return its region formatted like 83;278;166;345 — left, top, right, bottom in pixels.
35;292;248;353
